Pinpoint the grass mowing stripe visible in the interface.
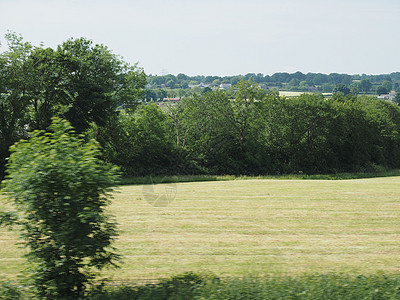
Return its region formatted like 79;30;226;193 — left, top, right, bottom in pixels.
1;177;400;281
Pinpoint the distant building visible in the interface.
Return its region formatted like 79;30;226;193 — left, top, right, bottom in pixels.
377;91;396;101
188;83;212;89
158;98;181;107
162;97;181;102
219;83;232;90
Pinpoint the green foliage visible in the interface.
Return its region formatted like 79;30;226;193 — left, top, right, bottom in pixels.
5;271;400;299
0;280;24;300
394;93;400;106
382;80;393;92
89;272;209;300
3;32;400;180
182;89;239;174
95;103;175;176
333;83;351;96
110;80;400;176
25;37;146;132
0;33;145;179
0;32;33;178
376;85;389;95
1;118;120;299
86;273;400;300
195;274;400;300
360;78;372;93
177;79;274;175
93;79;400;177
259;93;338;173
147;72;400;95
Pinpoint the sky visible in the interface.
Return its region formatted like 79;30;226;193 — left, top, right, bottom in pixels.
1;0;400;76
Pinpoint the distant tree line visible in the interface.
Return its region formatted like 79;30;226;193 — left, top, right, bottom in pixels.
5;33;400;298
102;82;400;176
2;33;400;178
144;72;400;101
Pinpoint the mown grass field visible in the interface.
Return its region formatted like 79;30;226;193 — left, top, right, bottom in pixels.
1;177;400;283
278;91;332;97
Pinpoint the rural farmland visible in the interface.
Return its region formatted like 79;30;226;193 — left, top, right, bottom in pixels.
1;177;400;282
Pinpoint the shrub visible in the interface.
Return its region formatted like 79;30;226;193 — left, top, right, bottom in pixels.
0;280;23;300
1;118;120;299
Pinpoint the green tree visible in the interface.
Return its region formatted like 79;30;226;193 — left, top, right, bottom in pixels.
212;79;221;87
166;79;176;89
0;118;120;299
0;33;146;178
27;37;146;132
180;80;189;89
153;88;167;101
350;82;360;95
312;73;329;85
176;73;188;82
143;88;157;101
321;83;334;92
129;103;174;175
382;80;392;92
230;76;241;85
376;85;388;96
232;79;265;145
189;80;199;86
298;81;309;91
333;83;351;96
393;93;400;106
180;80;268;174
182;90;238;173
359;79;372;93
204;75;219;83
0;32;33;178
95;103;175;176
288;78;300;87
259;93;341;173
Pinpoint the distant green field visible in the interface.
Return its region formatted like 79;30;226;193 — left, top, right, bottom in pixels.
1;177;400;283
279;91;332;97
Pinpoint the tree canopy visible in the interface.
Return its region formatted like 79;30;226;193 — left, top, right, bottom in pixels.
2;33;400;179
1;118;120;299
99;79;400;176
0;33;146;177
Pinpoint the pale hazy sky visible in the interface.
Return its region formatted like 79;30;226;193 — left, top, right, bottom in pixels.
1;0;399;76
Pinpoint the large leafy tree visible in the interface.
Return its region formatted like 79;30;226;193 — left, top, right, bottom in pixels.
0;118;120;299
359;78;372;93
26;37;146;133
230;79;268;173
180;80;267;174
333;83;351;96
376;85;389;96
96;103;175;176
0;33;146;178
181;90;239;174
0;33;33;177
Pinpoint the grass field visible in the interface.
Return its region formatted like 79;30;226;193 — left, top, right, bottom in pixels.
1;177;400;283
279;91;332;97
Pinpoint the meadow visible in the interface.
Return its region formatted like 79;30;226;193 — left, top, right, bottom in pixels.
1;177;400;284
278;91;332;97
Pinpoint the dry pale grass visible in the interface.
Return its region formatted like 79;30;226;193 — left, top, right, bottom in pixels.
1;177;400;281
279;91;332;97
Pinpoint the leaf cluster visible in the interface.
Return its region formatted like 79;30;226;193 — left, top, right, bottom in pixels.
101;80;400;176
0;32;146;178
1;118;120;299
